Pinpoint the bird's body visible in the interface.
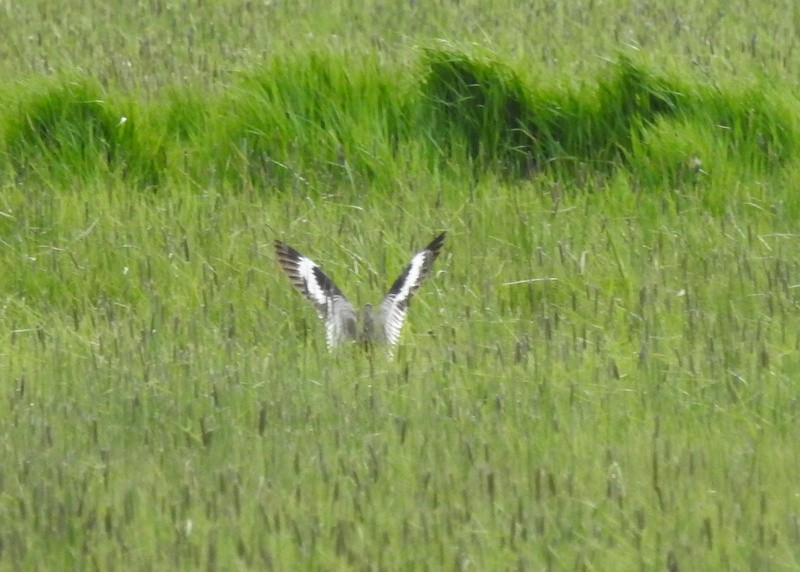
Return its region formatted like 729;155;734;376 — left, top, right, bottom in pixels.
275;232;446;349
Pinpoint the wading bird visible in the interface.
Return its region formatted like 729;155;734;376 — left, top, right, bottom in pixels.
275;232;446;349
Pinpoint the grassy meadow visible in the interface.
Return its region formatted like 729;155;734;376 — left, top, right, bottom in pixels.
2;0;800;569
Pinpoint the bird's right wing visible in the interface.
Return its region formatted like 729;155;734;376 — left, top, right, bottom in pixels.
274;241;357;347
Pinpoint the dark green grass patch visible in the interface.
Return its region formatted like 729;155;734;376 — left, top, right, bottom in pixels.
2;80;162;187
420;51;685;177
1;51;799;201
193;50;800;194
195;53;412;192
418;49;800;190
420;47;537;176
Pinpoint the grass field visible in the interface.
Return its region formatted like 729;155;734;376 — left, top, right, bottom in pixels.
2;1;800;569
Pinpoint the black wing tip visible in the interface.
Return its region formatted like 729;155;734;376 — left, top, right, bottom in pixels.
426;231;446;255
384;231;446;298
274;240;303;260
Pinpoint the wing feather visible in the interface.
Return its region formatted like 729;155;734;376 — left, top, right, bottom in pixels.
275;241;357;347
377;232;446;345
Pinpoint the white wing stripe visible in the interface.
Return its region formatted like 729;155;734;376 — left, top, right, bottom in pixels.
393;253;427;303
376;233;445;345
297;256;328;307
275;240;358;347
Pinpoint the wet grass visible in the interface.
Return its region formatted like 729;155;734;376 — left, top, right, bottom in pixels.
1;0;800;569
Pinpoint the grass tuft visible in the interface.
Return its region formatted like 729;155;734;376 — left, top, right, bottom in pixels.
197;53;409;192
2;53;798;197
2;79;161;188
421;46;535;176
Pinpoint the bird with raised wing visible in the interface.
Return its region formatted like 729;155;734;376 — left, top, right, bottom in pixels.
275;232;446;349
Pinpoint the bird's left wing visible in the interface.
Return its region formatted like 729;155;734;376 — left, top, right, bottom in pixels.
275;241;357;347
376;232;446;346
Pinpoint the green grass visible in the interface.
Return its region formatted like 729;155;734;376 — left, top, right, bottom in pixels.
2;1;800;570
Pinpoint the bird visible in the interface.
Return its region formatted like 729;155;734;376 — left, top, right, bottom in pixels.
275;232;446;349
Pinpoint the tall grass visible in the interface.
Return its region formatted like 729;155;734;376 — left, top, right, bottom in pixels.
3;176;799;568
2;1;800;569
2;79;161;187
3;51;799;198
